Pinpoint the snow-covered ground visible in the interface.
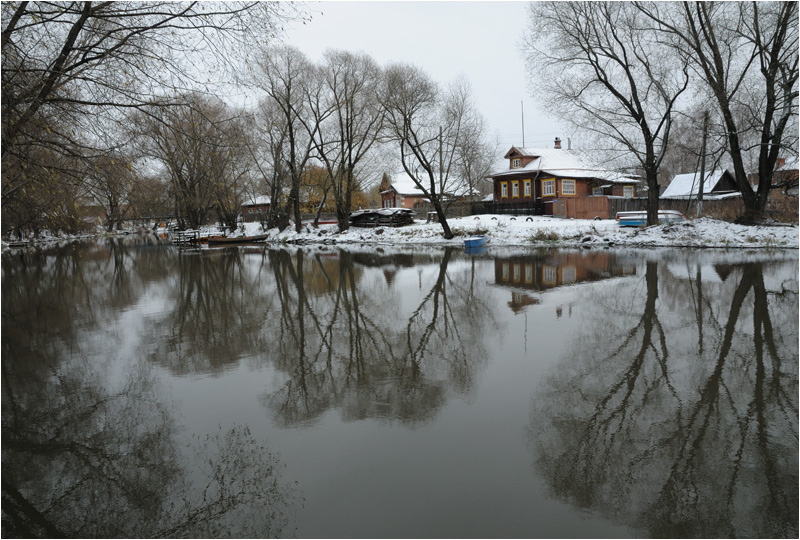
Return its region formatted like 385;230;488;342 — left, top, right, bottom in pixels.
234;215;798;249
3;214;797;251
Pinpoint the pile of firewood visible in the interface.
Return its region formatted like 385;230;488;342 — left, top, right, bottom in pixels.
349;208;416;228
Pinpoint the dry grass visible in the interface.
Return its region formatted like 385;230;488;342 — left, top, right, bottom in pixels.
530;229;560;242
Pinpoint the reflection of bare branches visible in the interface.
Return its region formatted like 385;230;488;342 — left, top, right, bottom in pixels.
148;249;274;375
3;349;299;538
529;258;798;538
263;248;497;426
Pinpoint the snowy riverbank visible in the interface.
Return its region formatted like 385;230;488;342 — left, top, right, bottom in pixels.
3;215;797;251
235;215;798;250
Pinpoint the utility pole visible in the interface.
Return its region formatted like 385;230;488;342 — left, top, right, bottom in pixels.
521;101;525;147
697;111;709;216
439;125;443;192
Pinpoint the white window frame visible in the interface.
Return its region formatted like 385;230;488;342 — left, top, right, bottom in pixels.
542;179;555;197
501;182;508;198
561;179;576;195
512;181;519;198
512;158;521;169
524;180;531;197
623;185;634;198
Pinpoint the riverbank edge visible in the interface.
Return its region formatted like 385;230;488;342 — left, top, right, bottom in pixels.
3;216;798;251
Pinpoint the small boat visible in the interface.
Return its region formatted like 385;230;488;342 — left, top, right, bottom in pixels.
615;210;686;227
207;234;269;245
464;235;489;249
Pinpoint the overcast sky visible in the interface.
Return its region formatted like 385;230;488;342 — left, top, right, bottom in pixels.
279;1;567;152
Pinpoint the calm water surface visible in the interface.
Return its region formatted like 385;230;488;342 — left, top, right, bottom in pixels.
2;237;798;538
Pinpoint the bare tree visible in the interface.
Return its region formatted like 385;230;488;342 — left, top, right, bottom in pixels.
381;65;487;239
250;45;327;233
244;102;291;229
638;1;799;222
312;50;384;232
134;95;250;230
524;2;690;226
83;153;136;231
1;2;291;218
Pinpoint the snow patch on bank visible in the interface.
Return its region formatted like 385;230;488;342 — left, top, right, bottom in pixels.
238;215;798;249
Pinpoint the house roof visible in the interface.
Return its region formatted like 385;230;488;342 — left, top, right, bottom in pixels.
382;174;427;197
662;169;735;199
493;147;635;183
243;195;271;206
383;172;478;198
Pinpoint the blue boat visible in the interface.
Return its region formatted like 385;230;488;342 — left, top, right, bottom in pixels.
464;235;489;249
615;210;686;227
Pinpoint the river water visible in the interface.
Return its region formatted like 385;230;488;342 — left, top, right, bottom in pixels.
2;237;798;538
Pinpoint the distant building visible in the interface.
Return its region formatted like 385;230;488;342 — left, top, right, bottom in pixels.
748;157;798;196
241;196;271;222
378;173;478;209
379;174;428;209
661;170;739;200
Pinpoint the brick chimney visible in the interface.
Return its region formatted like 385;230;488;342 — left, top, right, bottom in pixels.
554;137;562;149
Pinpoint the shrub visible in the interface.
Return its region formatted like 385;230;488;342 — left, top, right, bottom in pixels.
530;229;560;242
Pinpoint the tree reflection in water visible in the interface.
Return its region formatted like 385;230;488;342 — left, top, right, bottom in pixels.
528;255;798;538
261;247;496;427
2;240;300;538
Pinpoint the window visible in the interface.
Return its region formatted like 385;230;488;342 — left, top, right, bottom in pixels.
512;181;519;198
502;263;509;280
501;182;508;198
525;264;533;283
512;158;521;168
542;179;555;197
543;265;556;285
248;209;254;214
524;180;531;197
623;185;634;198
513;264;520;282
561;179;576;195
592;186;604;196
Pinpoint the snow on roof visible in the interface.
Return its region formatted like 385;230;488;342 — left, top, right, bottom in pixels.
492;147;633;183
243;195;271;206
777;156;799;171
388;173;427;196
662;170;731;199
387;172;477;197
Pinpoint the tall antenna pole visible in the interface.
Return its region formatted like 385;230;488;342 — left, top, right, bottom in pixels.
521;101;525;147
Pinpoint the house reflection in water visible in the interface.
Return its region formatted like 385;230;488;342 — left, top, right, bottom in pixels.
495;250;637;314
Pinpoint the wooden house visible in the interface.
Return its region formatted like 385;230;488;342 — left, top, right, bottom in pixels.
240;195;271;222
489;138;640;218
748;157;798;196
379;172;477;209
379;173;427;209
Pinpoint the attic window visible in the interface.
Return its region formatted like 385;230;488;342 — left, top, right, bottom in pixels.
512;158;521;169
